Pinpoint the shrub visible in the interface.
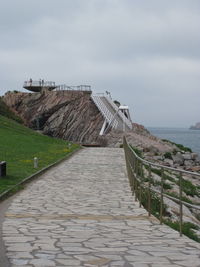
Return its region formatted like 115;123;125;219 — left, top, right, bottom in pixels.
164;152;173;159
162;139;192;152
130;145;143;158
176;143;192;153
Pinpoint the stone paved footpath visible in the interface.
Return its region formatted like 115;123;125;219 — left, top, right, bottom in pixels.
2;148;200;267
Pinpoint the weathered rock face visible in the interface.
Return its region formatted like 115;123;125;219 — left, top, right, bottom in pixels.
3;90;104;144
104;128;175;153
190;122;200;130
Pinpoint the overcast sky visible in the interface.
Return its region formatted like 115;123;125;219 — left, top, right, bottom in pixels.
0;0;200;127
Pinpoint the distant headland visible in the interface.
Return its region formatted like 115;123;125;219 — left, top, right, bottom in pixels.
190;122;200;130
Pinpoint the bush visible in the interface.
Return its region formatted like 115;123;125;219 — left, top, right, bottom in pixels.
162;139;192;152
176;143;192;153
164;152;173;159
130;145;143;158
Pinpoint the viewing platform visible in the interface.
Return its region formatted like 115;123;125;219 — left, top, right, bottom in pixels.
23;80;91;93
23;80;57;92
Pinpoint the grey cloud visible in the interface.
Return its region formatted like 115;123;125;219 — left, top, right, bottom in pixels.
0;0;200;127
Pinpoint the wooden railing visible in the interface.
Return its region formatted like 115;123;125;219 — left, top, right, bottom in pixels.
123;136;200;236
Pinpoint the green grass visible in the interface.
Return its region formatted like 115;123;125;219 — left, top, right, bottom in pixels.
150;167;176;183
0;115;80;195
162;139;192;152
140;188;167;218
166;191;193;204
164;220;200;242
139;185;200;242
130;145;143;158
180;178;200;197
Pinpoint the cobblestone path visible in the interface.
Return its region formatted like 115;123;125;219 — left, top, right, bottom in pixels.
2;148;200;267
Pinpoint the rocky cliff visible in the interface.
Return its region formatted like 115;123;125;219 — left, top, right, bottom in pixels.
3;90;104;144
190;122;200;130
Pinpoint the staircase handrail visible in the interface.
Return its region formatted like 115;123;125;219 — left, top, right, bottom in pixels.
91;95;118;129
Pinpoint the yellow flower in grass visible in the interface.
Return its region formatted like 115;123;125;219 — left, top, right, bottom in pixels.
63;148;70;153
20;159;32;163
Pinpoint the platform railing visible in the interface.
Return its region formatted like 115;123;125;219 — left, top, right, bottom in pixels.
24;81;56;87
123;136;200;236
56;84;91;91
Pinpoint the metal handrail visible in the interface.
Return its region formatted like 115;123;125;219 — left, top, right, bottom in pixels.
91;95;118;129
123;136;200;236
56;84;91;91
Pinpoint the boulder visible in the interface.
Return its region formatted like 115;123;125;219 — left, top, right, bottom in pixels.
147;145;159;155
164;197;199;224
184;160;194;167
172;152;184;165
191;166;200;172
195;156;200;164
191;153;199;160
163;158;173;167
182;152;192;160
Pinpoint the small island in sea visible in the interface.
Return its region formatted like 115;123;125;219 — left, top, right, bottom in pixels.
190;122;200;130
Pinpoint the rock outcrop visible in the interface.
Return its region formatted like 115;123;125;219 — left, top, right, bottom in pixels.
3;90;104;144
190;122;200;130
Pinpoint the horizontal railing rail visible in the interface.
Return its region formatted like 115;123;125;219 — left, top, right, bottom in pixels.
91;95;118;129
123;136;200;236
24;81;56;87
56;84;91;91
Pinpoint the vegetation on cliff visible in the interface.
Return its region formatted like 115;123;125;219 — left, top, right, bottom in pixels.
0;97;23;124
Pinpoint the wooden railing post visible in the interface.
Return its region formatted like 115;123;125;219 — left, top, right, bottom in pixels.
179;172;183;236
139;162;143;208
160;168;164;224
148;164;151;217
135;159;138;201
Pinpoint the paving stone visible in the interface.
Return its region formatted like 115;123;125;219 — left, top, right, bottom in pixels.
29;258;56;266
34;253;56;260
56;259;81;265
11;259;29;265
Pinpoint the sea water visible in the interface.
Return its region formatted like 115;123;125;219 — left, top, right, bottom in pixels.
148;127;200;156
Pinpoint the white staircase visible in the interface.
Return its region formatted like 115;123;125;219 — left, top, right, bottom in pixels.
91;94;132;135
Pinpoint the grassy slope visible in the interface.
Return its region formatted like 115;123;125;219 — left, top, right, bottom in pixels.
0;115;79;195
